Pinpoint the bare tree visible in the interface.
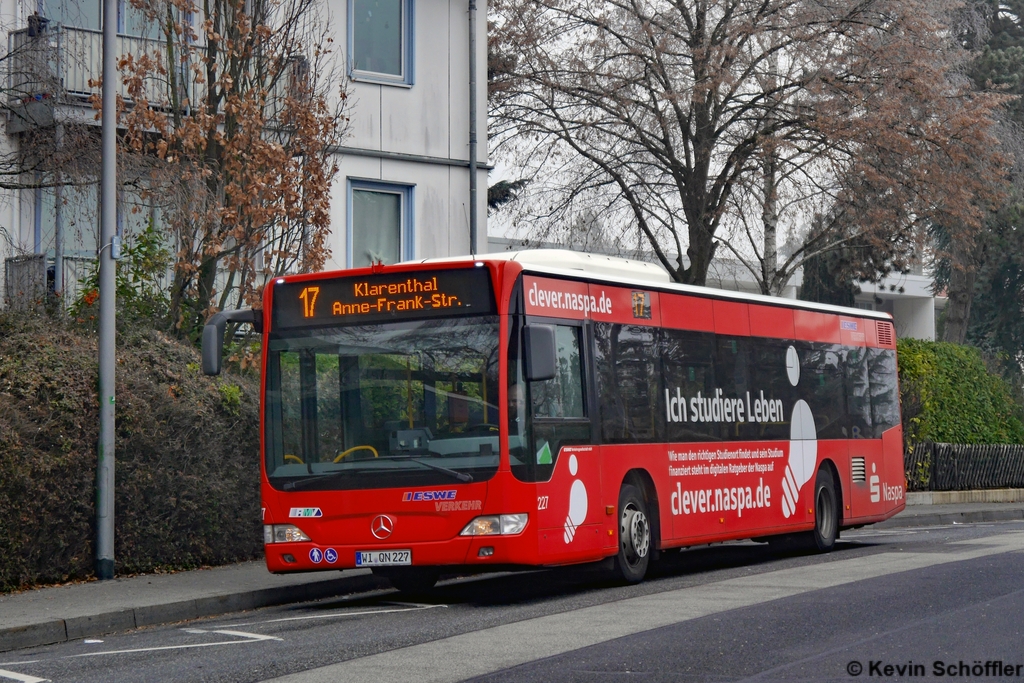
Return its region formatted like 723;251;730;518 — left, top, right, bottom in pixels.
490;0;1007;290
115;0;348;334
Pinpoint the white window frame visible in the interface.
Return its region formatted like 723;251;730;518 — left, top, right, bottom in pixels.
346;179;414;268
347;0;415;87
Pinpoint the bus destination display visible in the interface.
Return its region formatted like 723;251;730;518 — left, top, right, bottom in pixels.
272;268;495;329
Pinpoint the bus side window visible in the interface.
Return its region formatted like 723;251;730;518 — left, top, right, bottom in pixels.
528;324;590;482
844;346;872;438
659;327;717;442
713;337;751;441
798;342;847;439
745;339;798;441
867;348;899;437
595;323;659;443
530;325;585;419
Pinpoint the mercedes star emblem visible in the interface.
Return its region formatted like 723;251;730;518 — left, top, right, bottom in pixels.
371;514;394;539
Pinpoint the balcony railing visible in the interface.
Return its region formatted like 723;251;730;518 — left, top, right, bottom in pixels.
7;25;180;108
7;24;309;127
3;253;94;311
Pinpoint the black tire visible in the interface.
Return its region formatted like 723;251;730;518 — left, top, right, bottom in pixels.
769;468;839;554
809;467;839;552
614;484;652;583
373;567;439;594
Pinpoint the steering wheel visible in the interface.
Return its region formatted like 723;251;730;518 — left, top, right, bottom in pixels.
334;445;379;462
284;454;304;464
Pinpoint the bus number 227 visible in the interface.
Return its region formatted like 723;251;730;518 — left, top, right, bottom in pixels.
537;496;549;510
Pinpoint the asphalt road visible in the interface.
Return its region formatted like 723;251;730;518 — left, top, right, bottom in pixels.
2;522;1023;683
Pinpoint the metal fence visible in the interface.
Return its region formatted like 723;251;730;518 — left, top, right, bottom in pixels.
7;25;301;117
3;254;95;311
905;442;1024;491
8;25;179;108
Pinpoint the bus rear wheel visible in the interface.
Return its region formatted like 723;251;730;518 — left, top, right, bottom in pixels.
809;468;838;552
768;468;839;554
374;567;439;594
614;484;651;583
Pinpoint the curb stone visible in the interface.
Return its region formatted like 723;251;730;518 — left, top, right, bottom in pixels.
875;507;1024;529
0;571;387;654
906;489;1024;505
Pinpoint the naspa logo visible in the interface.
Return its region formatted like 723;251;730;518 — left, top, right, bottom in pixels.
402;490;457;502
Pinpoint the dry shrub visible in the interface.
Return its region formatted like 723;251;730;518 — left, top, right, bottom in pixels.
0;312;261;591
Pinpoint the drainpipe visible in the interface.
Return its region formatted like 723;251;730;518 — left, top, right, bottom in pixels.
54;123;63;299
468;0;478;255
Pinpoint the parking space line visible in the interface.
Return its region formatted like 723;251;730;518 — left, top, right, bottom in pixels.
69;629;281;658
228;604;446;627
0;669;49;682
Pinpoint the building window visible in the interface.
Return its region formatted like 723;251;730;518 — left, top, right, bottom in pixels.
348;180;413;268
348;0;414;85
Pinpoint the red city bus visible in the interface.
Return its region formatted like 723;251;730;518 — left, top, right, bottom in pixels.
203;250;905;591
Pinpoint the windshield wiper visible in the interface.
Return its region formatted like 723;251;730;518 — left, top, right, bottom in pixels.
279;455;472;491
388;455;474;482
281;471;346;491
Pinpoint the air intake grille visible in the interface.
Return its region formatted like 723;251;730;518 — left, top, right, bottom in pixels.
876;321;894;347
852;457;866;482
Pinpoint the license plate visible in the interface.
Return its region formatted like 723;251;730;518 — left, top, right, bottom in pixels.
355;549;412;566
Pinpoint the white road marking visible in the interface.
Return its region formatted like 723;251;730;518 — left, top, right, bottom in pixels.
0;600;438;675
228;604;445;627
0;669;49;682
384;601;437;608
69;629;281;658
209;630;283;642
264;531;1024;683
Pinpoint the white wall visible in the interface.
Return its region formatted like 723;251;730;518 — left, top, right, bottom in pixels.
893;297;935;341
323;0;488;272
325;158;486;271
328;0;486;162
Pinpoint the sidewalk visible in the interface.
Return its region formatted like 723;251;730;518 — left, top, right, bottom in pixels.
0;562;386;653
3;492;1024;654
875;493;1024;528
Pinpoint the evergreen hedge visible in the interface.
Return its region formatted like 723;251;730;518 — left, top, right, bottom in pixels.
898;338;1024;447
0;313;262;592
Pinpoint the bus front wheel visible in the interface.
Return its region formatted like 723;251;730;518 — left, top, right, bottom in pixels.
614;484;651;583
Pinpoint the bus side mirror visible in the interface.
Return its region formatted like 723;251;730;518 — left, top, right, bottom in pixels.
524;324;557;382
202;308;262;375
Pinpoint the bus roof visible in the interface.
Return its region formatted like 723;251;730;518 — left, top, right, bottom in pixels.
409;249;894;323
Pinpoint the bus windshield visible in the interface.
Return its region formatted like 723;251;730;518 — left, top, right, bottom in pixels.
264;316;500;491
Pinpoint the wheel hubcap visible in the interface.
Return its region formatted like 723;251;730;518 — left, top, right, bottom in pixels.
620;503;650;566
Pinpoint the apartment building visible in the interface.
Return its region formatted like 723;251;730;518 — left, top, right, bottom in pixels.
0;0;488;304
325;0;487;270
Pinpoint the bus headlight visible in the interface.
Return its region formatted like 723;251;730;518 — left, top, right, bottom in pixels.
263;524;311;544
460;514;528;536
